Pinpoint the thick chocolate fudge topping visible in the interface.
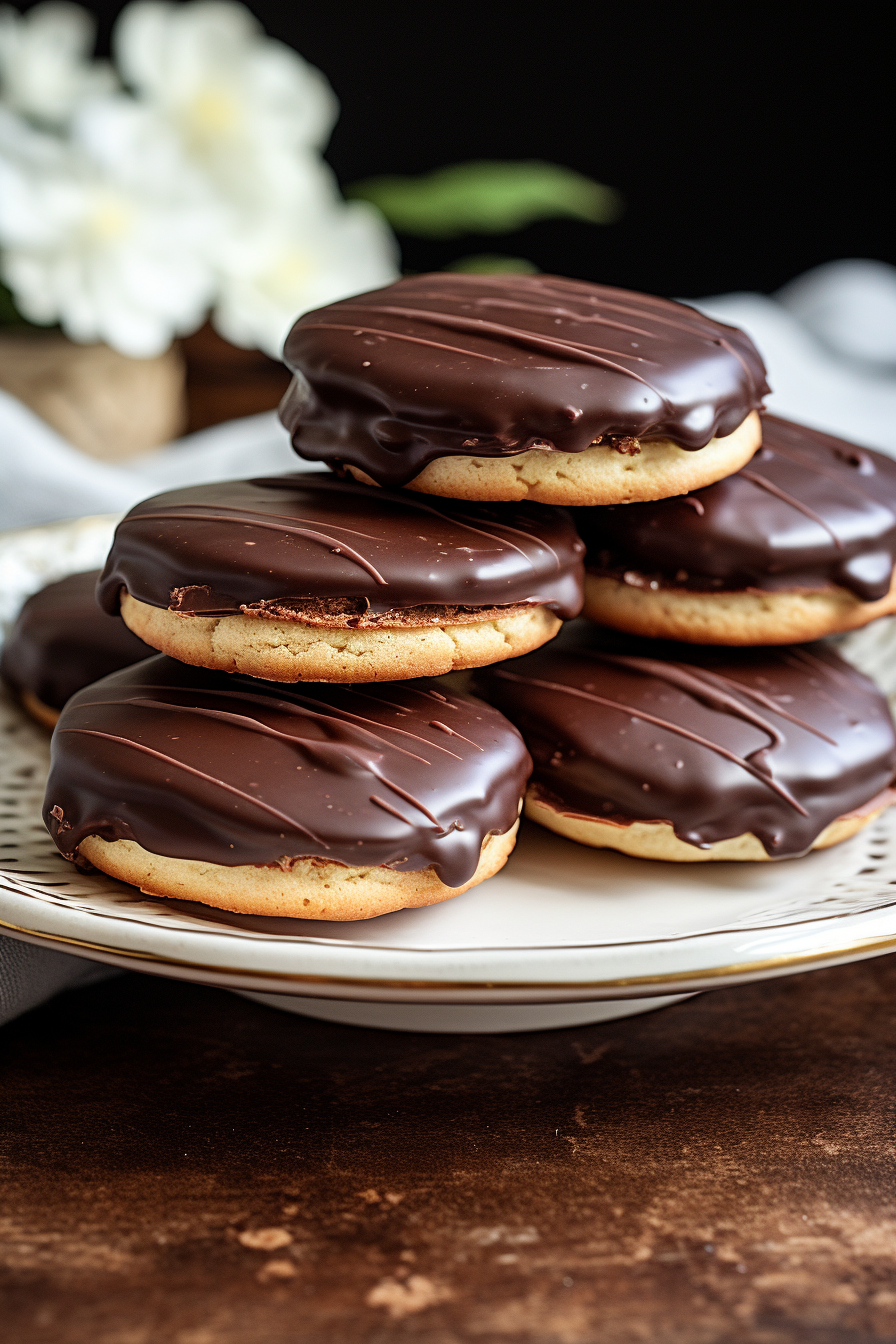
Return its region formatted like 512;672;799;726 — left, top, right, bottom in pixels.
474;626;896;858
279;274;770;487
44;656;532;889
97;473;584;621
1;571;151;711
576;416;896;602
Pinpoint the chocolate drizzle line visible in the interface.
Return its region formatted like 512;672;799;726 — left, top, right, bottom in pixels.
280;273;768;486
44;657;532;887
276;685;463;760
168;502;386;542
233;684;435;760
130;509;389;585
453;513;560;567
491;669;807;813
785;646;858;694
338;303;662;386
83;682;442;765
98;475;584;621
82;683;452;785
59;728;327;842
101;697;445;829
369;795;409;822
252;484;564;573
469;296;661;342
587;655;782;745
676;666;838;745
367;778;443;830
430;721;483;750
298;322;506;362
582;653;836;746
540;283;756;383
739;471;844;550
399;685;460;710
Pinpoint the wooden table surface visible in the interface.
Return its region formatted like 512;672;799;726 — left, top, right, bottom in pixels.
2;956;896;1344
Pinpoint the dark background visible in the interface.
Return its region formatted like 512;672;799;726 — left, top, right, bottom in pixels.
69;4;896;297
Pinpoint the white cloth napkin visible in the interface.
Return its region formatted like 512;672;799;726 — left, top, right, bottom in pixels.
692;259;896;456
2;257;896;1024
0;403;306;532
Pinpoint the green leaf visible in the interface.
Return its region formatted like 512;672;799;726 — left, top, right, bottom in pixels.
445;254;540;275
346;161;622;239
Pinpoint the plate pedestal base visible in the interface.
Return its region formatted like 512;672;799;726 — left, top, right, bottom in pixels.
237;991;696;1034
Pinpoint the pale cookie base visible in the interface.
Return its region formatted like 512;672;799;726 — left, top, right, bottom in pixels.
18;688;60;730
121;592;561;682
346;412;761;505
582;570;896;646
525;789;895;862
77;823;519;920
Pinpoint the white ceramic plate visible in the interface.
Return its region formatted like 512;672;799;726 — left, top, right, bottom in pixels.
3;516;896;1033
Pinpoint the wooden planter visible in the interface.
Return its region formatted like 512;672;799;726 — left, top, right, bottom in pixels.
0;324;291;461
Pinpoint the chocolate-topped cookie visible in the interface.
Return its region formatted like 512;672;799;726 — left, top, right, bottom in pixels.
1;570;151;728
474;626;896;862
98;473;584;682
280;273;767;505
577;416;896;644
44;656;531;919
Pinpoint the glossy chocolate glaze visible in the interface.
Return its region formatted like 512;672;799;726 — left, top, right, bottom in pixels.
1;571;151;711
45;656;532;888
474;624;896;857
279;274;769;487
576;416;896;602
97;473;584;621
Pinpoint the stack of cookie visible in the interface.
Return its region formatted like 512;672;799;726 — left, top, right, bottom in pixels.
33;272;896;912
36;469;583;919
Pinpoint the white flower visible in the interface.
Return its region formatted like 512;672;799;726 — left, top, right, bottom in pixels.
0;2;115;125
0;1;401;361
212;194;399;358
0;103;220;357
113;1;338;208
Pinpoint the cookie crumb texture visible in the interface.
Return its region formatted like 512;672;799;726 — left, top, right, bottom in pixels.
582;571;896;645
121;593;561;682
348;414;761;506
78;825;518;919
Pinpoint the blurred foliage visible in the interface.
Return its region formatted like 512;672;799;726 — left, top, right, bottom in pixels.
0;280;27;325
346;161;622;240
0;160;618;333
445;255;540;274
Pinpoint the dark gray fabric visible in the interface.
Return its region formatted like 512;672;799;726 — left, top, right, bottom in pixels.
0;935;118;1026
